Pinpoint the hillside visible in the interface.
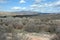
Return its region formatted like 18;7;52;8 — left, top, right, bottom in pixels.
0;11;40;16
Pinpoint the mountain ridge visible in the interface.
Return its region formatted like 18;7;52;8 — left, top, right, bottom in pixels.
0;11;60;16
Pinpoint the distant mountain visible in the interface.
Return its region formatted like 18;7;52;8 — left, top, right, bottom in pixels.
0;11;60;16
12;11;40;15
0;11;40;16
0;12;11;16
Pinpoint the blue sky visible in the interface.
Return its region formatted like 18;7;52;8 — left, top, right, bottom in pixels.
0;0;60;13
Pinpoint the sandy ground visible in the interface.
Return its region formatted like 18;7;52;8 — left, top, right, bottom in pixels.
25;33;55;40
16;33;55;40
6;33;56;40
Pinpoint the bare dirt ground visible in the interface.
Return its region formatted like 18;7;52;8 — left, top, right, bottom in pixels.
16;33;56;40
25;33;55;40
6;33;56;40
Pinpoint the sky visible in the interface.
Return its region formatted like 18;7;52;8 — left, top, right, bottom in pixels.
0;0;60;13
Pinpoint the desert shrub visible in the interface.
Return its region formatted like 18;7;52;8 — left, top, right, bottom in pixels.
0;25;7;33
23;22;50;33
0;17;24;29
24;22;40;33
39;24;50;32
51;34;60;40
0;24;14;40
12;33;29;40
0;32;6;40
0;24;14;33
47;23;57;33
13;22;23;29
1;17;15;26
6;24;14;33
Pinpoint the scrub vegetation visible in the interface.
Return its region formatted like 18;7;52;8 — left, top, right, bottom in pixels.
0;14;60;40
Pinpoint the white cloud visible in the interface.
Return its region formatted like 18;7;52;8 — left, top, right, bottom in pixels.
30;4;42;8
54;1;60;6
19;0;26;4
34;0;47;4
29;4;41;12
22;7;26;10
47;0;60;7
35;0;41;3
29;3;58;13
30;4;38;8
11;7;21;10
34;0;42;4
11;0;60;13
34;0;60;7
11;7;27;11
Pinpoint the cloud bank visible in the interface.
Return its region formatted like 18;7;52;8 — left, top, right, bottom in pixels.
0;0;60;13
19;0;26;4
